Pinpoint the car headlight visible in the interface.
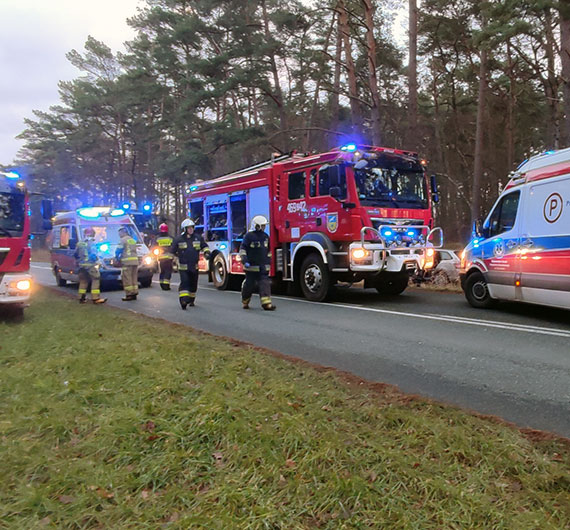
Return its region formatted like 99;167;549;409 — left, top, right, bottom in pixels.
352;248;368;259
143;256;154;266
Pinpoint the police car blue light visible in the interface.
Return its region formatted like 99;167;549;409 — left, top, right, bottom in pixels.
110;208;125;217
340;144;357;152
98;243;110;252
4;171;20;179
143;203;152;212
122;202;131;210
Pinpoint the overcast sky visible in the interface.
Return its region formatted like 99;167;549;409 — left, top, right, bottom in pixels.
0;0;409;167
0;0;141;166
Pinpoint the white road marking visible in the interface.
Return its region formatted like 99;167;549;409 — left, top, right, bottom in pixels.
33;265;570;338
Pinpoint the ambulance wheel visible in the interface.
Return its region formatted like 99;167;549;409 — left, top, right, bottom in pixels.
212;254;230;290
140;277;153;288
375;273;408;295
55;269;67;287
464;272;495;309
300;254;330;302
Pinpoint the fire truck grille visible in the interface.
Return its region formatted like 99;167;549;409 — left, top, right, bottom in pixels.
391;249;424;255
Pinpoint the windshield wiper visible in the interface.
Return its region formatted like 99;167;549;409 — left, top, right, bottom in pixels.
0;227;13;237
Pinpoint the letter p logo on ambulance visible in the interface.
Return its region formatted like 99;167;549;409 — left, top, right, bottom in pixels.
543;193;563;224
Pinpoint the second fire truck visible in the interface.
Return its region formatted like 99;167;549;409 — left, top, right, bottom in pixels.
187;145;443;302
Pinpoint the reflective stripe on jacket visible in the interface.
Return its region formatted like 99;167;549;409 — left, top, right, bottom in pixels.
240;230;271;272
156;235;174;259
171;233;210;270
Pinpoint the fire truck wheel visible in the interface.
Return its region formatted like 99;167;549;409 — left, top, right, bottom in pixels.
55;269;67;286
300;253;331;302
464;271;496;309
375;273;408;295
212;254;230;290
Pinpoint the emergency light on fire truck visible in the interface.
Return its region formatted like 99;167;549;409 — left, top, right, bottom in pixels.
186;144;443;302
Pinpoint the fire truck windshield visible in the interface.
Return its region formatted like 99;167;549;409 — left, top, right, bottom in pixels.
0;191;26;237
80;224;141;244
354;160;428;209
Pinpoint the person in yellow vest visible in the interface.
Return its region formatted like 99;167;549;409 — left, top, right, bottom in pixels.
156;223;174;290
116;226;139;301
74;227;107;304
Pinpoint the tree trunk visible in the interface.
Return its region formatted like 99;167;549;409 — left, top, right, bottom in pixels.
407;0;418;151
472;46;488;224
363;0;382;145
331;8;342;129
261;0;288;141
506;40;515;170
544;7;560;149
338;0;361;135
560;5;570;145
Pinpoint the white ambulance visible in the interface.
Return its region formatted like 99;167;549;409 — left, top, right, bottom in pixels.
460;148;570;310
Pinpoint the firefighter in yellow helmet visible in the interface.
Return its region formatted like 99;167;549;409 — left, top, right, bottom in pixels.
240;215;276;310
170;218;210;309
156;223;174;290
116;226;139;301
74;226;107;304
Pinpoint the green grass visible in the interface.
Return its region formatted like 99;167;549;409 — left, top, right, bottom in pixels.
1;289;568;529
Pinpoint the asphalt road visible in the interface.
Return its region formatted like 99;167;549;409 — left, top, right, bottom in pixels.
31;263;570;438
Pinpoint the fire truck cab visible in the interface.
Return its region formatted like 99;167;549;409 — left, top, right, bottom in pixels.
0;172;32;313
187;145;443;302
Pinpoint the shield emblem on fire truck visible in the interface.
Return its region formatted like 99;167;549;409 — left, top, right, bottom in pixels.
327;213;338;233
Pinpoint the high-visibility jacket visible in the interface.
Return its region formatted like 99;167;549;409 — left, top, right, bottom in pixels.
156;235;174;260
170;232;210;271
116;235;139;266
239;230;271;272
74;239;98;268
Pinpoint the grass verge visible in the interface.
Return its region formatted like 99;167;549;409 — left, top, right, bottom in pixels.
1;289;568;529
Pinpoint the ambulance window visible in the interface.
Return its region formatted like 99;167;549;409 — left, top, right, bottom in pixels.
309;169;317;197
52;227;62;248
59;226;71;249
288;171;306;200
488;191;520;237
319;165;347;200
439;251;451;260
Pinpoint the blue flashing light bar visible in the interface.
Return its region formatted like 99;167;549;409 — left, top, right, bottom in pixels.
407;231;415;237
219;243;228;250
142;203;152;212
98;243;110;252
190;185;199;192
383;230;393;237
110;208;125;217
122;202;131;210
78;207;104;218
4;171;20;179
340;144;358;152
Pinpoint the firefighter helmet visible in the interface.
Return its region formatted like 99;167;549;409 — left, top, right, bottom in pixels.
181;218;195;230
251;215;268;231
83;227;95;237
159;223;169;233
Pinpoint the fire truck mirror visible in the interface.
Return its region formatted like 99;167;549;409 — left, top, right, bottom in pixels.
329;186;341;199
41;199;53;220
430;175;440;204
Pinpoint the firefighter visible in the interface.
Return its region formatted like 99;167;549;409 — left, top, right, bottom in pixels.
116;226;139;301
170;218;210;309
240;215;276;311
74;227;107;304
156;223;174;290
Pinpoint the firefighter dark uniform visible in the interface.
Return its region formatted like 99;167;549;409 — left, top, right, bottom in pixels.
156;230;174;290
240;216;276;310
74;229;106;304
170;220;210;309
116;228;139;301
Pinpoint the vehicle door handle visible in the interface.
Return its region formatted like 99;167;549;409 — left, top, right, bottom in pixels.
521;238;534;248
506;240;517;249
316;218;322;226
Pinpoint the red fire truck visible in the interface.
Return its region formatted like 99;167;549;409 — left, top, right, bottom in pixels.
0;171;32;315
187;145;443;302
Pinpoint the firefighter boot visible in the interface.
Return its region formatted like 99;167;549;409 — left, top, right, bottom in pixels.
262;303;276;311
122;295;136;301
93;298;107;304
179;298;188;310
79;294;87;304
242;298;250;309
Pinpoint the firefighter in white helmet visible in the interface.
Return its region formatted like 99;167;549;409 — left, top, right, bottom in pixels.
239;215;276;310
170;218;210;309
